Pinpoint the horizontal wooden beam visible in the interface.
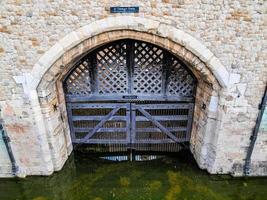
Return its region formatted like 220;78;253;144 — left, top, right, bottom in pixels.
71;103;127;109
72;115;188;121
73;139;128;144
66;94;194;103
138;103;192;109
133;138;188;144
136;127;187;132
74;127;127;133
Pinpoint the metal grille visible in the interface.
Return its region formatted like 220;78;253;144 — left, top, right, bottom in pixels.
133;42;163;94
97;42;128;94
63;39;196;152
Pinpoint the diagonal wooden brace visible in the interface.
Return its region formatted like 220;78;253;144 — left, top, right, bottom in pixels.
79;106;122;143
135;105;179;143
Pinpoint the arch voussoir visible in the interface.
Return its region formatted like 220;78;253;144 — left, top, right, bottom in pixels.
30;16;229;91
25;16;229;175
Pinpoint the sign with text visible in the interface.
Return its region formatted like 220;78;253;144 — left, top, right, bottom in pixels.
110;6;139;13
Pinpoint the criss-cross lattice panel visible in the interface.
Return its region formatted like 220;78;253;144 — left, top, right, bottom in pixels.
133;41;163;94
96;42;128;94
167;57;195;97
65;60;92;96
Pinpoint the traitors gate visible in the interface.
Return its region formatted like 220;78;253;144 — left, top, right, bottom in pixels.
64;39;197;152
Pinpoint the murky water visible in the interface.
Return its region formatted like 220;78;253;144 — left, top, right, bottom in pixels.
0;150;267;200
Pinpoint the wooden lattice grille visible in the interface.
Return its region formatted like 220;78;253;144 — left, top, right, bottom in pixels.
64;39;196;99
167;56;195;97
65;59;92;96
133;41;163;94
97;42;128;94
64;39;196;151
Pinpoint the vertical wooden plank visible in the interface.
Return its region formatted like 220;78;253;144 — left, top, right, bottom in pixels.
131;103;136;144
90;52;98;94
126;103;131;145
162;52;167;96
162;52;171;96
186;103;194;141
66;103;76;142
126;40;134;94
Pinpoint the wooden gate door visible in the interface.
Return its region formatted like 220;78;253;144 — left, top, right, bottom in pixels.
67;102;193;145
64;39;196;152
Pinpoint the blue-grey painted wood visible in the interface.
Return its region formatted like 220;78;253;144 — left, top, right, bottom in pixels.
64;39;196;151
126;40;134;94
69;101;192;146
162;52;168;96
136;127;187;132
79;106;122;143
72;116;126;121
186;103;194;141
126;103;131;144
71;103;127;109
74;127;127;132
67;103;76;141
136;115;188;121
137;103;190;109
132;139;188;144
73;139;128;144
73;139;188;144
91;52;98;94
131;103;136;143
134;104;179;143
66;95;194;103
72;115;187;121
64;39;196;99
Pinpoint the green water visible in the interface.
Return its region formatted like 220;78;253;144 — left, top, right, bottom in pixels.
0;151;267;200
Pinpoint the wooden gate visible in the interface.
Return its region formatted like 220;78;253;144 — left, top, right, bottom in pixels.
64;39;196;152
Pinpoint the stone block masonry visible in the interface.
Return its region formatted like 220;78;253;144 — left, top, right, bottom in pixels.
0;0;266;177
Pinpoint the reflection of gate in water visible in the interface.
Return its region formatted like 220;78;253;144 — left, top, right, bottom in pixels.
64;39;196;152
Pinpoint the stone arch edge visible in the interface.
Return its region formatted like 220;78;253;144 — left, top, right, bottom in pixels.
30;16;229;90
12;16;229;176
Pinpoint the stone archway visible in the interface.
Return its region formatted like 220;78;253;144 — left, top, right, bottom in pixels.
18;16;229;175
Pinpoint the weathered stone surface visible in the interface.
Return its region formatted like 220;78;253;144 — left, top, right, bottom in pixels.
0;0;266;177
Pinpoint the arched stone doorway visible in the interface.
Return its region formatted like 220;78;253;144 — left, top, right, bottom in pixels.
63;39;196;151
21;16;229;175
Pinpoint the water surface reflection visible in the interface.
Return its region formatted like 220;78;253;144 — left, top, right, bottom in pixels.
0;151;267;200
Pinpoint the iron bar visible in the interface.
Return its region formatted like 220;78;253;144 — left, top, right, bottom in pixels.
0;124;18;176
244;84;267;175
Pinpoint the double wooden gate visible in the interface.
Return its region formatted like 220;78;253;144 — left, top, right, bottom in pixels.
64;39;196;152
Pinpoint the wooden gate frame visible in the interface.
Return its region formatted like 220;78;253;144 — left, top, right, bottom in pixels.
64;39;196;147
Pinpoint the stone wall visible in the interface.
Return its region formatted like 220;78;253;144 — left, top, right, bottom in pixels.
250;105;267;175
0;136;12;177
0;0;266;177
